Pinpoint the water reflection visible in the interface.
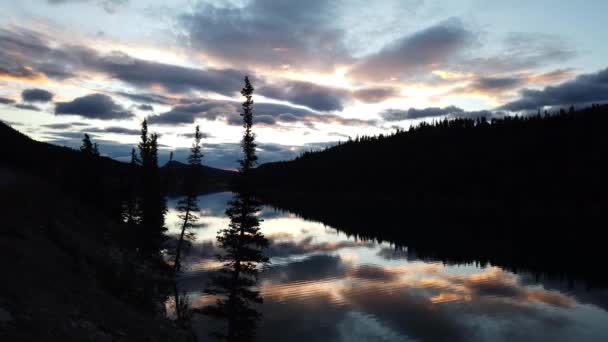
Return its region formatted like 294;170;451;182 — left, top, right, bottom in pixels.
199;191;269;341
167;192;608;342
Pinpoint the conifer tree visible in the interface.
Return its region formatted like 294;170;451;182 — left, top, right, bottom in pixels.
122;148;142;226
173;125;203;273
137;119;167;256
204;76;269;341
80;133;94;154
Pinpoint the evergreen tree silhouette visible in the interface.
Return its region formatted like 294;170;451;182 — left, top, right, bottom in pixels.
173;125;204;273
203;76;269;341
122;147;142;227
80;133;94;154
137;119;167;256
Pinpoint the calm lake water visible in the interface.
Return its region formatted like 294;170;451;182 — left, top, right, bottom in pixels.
166;192;608;342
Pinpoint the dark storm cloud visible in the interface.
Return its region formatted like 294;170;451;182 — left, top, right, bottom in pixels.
258;80;351;111
180;0;350;71
349;18;475;81
0;97;16;104
501;67;608;111
22;88;54;102
353;86;401;103
380;105;464;121
148;99;374;128
137;104;153;111
55;93;133;120
14;103;41;111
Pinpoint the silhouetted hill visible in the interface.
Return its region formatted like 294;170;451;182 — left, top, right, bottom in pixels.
0;120;131;218
161;160;236;195
0;121;235;198
253;104;608;220
0;121;195;341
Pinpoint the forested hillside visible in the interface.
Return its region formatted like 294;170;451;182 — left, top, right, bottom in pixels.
253;105;608;223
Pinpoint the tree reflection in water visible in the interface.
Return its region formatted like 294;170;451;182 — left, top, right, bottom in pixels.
202;191;269;341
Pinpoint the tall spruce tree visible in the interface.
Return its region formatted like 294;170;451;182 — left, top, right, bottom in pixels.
203;76;269;341
173;125;203;273
137;119;167;256
238;76;258;175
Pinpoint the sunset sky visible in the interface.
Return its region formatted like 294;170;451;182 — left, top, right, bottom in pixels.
1;0;607;168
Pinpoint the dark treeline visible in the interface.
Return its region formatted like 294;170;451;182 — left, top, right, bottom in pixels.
253;104;608;224
251;104;608;286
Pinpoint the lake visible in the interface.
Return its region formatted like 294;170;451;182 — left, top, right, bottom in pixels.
166;192;608;342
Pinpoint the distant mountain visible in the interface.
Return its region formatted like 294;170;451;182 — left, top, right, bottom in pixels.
0;121;235;195
161;160;236;194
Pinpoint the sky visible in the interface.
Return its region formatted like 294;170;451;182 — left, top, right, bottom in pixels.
1;0;607;169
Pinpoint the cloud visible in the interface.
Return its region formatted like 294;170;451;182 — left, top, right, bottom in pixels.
444;75;524;99
0;28;51;81
93;52;247;95
461;32;575;74
265;236;374;258
501;67;608;111
147;100;233;125
258;80;351;111
14;103;41;111
22;88;54;102
380;105;464;121
470;76;522;91
0;97;16;104
55;93;134;120
349;18;475;81
47;0;129;14
42;123;82;129
0;27;248;97
353;86;401;103
137;104;153;111
444;69;577;100
148;98;374;128
180;0;351;72
114;91;172;105
178;132;213;139
83;126;140;135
